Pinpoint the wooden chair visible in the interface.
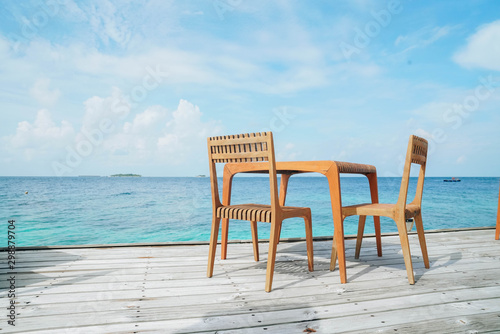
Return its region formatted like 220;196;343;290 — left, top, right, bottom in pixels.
206;132;314;292
333;135;430;284
496;181;500;240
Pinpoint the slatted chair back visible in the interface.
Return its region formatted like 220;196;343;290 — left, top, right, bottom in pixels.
207;132;279;212
397;135;429;212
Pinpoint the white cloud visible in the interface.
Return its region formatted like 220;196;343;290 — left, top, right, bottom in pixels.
3;95;221;173
394;25;454;53
104;105;168;157
335;62;382;78
166;99;203;134
0;2;333;99
157;99;222;161
80;87;131;134
410;101;454;124
88;0;131;47
394;35;407;47
182;10;204;16
0;36;9;59
414;128;434;140
70;97;221;166
277;142;299;161
9;110;74;157
30;78;61;106
71;47;211;84
61;0;89;22
454;20;500;71
125;105;167;134
426;26;453;44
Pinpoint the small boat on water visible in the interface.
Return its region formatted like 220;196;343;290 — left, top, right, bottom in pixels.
444;177;461;182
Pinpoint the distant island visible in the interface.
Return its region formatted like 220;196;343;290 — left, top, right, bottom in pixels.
110;174;142;177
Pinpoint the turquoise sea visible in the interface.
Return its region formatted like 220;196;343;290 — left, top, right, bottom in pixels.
1;176;499;247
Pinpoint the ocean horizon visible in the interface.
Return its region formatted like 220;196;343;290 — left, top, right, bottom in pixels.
2;176;498;247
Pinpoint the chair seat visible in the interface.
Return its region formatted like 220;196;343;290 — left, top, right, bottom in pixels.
343;203;421;218
217;204;309;223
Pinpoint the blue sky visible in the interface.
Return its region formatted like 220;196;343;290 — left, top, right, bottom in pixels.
1;0;499;177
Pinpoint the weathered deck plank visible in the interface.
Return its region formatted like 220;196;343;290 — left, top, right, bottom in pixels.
1;228;499;333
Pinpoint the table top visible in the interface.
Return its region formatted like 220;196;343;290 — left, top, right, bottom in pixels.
224;160;377;176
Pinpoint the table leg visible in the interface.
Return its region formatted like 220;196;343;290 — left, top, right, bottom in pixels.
279;174;291;206
367;173;382;256
277;174;291;243
496;181;500;240
221;167;235;260
326;167;347;283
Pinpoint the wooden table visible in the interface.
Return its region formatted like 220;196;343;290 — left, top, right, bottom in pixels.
220;160;381;284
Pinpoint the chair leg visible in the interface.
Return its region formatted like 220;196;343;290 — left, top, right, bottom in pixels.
395;217;415;284
265;219;281;292
374;216;382;257
304;214;314;272
330;235;337;271
250;220;259;261
221;218;229;260
276;222;283;244
414;213;430;268
207;216;221;278
355;215;366;259
496;187;500;240
329;214;346;271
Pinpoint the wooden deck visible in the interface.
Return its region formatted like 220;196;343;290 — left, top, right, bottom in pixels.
1;228;500;333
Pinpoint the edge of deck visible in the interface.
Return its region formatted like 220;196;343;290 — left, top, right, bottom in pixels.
1;226;496;251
